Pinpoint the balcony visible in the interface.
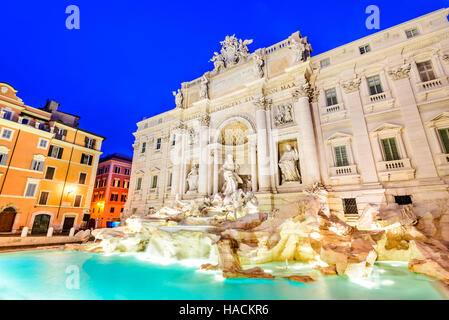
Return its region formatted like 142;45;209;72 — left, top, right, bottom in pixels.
329;164;360;185
415;77;449;102
363;90;395;115
376;158;415;181
435;153;449;176
320;104;348;124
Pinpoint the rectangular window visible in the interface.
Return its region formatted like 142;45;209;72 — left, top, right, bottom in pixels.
124;168;130;175
359;44;371;55
136;178;142;190
81;153;93;166
21;118;30;125
325;88;338;106
85;137;96;149
0;152;8;166
74;195;82;207
367;75;383;95
123;181;129;189
38;138;49;149
417;61;436;82
110;193;118;201
381;138;400;161
168;172;173;187
156;138;162;150
79;172;87;185
25;183;38;197
405;28;419;39
395;195;412;205
113;179;120;187
171;135;176;146
54;127;67;141
343;198;358;214
31;160;44;172
334;146;349;167
438;128;449;154
1;128;13;141
48;145;64;159
114;166;121;174
141;142;146;153
38;191;50;205
3;110;13;120
110;207;115;213
121;194;127;202
45;167;56;180
320;58;330;68
151;175;158;189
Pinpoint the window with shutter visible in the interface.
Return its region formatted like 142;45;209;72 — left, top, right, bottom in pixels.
381;138;400;161
38;191;49;205
45;167;55;180
438;128;449;154
0;153;8;165
334;146;349;167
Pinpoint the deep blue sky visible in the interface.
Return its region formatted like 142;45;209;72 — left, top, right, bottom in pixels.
1;1;448;157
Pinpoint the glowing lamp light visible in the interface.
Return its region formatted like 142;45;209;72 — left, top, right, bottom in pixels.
67;186;76;194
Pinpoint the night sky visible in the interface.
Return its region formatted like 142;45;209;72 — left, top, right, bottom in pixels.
1;0;447;157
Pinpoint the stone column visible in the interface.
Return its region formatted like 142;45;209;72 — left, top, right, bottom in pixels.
198;114;210;195
170;126;184;196
387;64;440;180
341;77;379;185
250;140;258;192
291;83;321;185
254;96;272;192
213;147;219;194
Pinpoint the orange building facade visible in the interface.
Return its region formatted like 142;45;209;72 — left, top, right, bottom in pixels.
90;154;132;228
0;82;105;234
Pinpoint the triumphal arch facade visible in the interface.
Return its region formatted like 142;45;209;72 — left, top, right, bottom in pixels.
126;9;449;222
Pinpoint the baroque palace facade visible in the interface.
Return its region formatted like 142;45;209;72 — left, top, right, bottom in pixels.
0;84;104;234
125;8;449;222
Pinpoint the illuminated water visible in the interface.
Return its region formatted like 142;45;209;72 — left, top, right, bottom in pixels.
0;249;445;300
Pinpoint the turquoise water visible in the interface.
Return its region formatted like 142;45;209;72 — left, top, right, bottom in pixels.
0;249;445;300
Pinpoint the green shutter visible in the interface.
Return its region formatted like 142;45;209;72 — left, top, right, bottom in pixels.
381;138;400;161
334;146;349;167
438;129;449;154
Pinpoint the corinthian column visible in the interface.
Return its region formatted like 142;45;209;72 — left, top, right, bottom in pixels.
198;114;210;195
170;125;184;196
254;95;272;192
291;82;321;185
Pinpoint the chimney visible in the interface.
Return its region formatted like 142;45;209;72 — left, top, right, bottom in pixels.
44;99;60;113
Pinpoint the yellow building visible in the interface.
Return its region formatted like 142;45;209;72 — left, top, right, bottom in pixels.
0;82;105;234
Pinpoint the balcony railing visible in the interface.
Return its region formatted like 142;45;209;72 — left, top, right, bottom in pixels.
325;104;342;114
369;92;387;103
330;164;358;176
379;158;411;170
420;78;443;91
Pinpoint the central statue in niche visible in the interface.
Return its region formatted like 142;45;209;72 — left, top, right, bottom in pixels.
221;154;243;195
279;144;301;184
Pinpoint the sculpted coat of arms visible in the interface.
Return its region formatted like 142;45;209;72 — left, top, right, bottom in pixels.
210;35;253;74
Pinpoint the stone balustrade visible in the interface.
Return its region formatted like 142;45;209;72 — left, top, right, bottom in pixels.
376;158;415;181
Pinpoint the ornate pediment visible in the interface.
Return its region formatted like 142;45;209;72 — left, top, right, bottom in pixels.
326;132;352;144
426;111;449;127
371;123;403;135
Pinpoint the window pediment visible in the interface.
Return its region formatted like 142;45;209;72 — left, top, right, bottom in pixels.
326;132;352;145
371;123;403;136
426;112;449;128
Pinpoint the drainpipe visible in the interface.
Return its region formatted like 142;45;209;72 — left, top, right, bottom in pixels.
56;129;79;221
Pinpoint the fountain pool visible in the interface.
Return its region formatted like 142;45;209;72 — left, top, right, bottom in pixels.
0;249;446;300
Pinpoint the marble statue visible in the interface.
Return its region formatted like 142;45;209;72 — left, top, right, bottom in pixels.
188;128;198;145
253;50;264;78
221;154;243;196
199;75;209;99
186;164;199;193
210;35;253;73
289;36;312;63
172;89;183;108
279;144;301;184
